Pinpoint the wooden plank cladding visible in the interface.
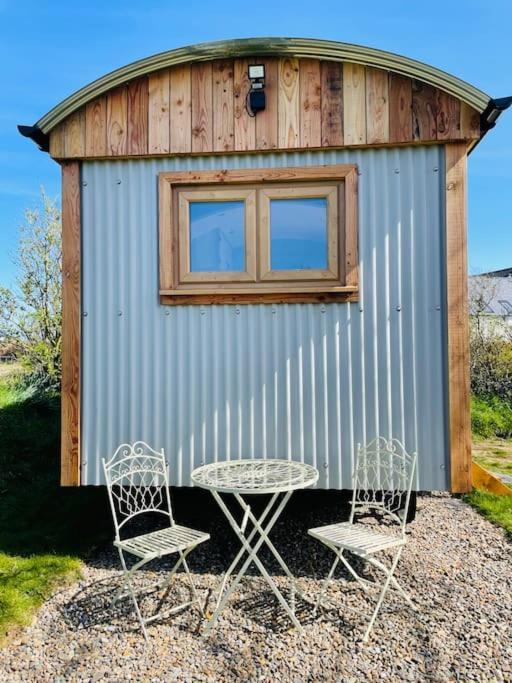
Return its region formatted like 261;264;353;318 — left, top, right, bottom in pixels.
49;58;481;159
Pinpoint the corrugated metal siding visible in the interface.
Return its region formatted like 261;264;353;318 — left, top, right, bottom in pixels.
81;147;448;489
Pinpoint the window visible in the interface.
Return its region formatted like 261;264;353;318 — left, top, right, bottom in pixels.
159;165;358;304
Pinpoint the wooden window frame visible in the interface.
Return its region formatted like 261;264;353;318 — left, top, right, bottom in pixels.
177;187;257;283
159;165;358;304
259;184;339;281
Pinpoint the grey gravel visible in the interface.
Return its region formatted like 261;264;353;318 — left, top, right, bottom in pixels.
0;493;510;682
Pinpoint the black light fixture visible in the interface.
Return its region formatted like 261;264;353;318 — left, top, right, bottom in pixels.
480;95;512;133
247;64;266;115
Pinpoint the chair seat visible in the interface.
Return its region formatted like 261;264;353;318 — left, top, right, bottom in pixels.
115;524;210;559
308;522;405;555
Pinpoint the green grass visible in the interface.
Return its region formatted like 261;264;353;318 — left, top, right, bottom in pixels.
471;394;512;440
464;490;512;539
0;370;110;640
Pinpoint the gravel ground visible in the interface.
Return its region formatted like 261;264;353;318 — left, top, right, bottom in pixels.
0;493;510;682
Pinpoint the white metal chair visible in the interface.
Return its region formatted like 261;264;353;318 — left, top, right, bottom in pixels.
102;441;209;640
309;437;417;642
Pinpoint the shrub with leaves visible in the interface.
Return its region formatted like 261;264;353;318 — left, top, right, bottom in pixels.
0;191;61;394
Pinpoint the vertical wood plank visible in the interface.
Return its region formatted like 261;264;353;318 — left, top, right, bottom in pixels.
85;96;107;156
127;77;148;155
64;109;86;158
445;143;471;493
212;60;234;152
412;80;437;141
460;102;481;140
148;70;170;154
321;61;343;147
365;67;389;144
170;65;192;154
49;123;64;158
460;102;480;140
344;169;359;287
256;58;278;150
278;57;300;148
61;161;81;486
192;63;213;153
106;86;128;156
437;92;461;140
389;74;413;143
300;58;322;148
343;63;366;145
234;59;256;151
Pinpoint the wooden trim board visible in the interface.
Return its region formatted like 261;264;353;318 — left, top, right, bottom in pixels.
445;143;471;493
61;161;81;486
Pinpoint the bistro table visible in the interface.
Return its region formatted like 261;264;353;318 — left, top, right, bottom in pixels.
191;459;319;634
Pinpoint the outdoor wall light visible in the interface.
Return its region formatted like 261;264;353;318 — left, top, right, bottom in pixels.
247;64;266;115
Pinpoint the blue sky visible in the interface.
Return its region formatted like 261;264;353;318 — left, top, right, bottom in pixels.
1;1;511;285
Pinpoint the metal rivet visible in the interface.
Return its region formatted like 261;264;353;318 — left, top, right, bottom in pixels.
165;310;170;316
440;464;446;469
272;306;277;314
357;169;362;176
117;311;122;317
320;305;326;313
200;307;206;316
433;167;439;172
235;307;240;315
436;305;441;311
83;311;88;317
394;168;400;174
396;305;402;312
447;182;455;191
359;307;364;313
116;179;122;185
82;181;88;187
323;462;329;469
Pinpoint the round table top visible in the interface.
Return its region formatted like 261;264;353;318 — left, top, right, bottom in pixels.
191;459;319;495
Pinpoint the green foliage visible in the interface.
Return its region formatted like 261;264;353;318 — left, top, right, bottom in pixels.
0;375;110;639
0;191;62;394
464;490;512;538
471;394;512;439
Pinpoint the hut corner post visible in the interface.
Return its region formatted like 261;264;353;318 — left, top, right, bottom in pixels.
61;161;81;486
446;143;472;493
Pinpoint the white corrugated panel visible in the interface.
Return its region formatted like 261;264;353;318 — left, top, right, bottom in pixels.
81;147;448;489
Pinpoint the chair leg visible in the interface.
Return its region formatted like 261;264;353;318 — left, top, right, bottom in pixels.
362;547;403;643
314;553;341;614
179;551;203;613
117;548;149;641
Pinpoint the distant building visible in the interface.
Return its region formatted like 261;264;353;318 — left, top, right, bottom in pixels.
469;270;512;336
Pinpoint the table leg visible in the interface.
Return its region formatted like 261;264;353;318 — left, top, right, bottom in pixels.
233;493;308;602
209;492;280;614
204;490;302;634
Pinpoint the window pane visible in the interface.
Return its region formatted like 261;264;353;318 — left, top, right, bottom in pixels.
270;197;328;270
189;201;245;272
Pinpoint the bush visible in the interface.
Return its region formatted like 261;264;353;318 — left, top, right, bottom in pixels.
471;394;512;439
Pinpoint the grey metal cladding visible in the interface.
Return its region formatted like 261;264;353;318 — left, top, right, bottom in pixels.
81;146;448;489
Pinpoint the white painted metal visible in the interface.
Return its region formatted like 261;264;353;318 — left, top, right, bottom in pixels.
103;441;209;639
192;460;319;633
308;437;417;642
81;147;448;490
191;459;319;495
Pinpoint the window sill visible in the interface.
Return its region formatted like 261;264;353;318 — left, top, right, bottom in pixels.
159;286;358;306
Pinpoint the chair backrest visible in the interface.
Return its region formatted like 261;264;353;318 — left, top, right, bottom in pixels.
102;441;173;540
350;437;417;533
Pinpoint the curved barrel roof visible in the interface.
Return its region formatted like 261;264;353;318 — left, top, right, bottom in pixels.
34;37;491;134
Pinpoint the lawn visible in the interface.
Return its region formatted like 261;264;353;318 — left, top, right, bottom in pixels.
472;438;512;478
0;366;109;640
